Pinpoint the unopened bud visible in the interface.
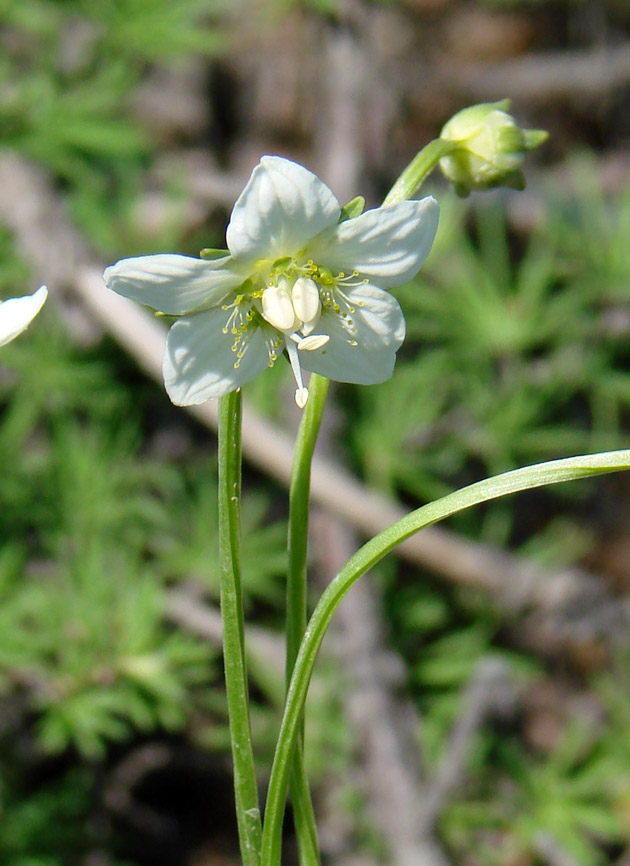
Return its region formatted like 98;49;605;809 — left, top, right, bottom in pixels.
439;99;548;197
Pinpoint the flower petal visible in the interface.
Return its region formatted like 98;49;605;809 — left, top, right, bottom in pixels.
311;196;439;289
0;285;48;348
226;156;341;261
163;307;270;405
300;283;405;384
104;254;243;315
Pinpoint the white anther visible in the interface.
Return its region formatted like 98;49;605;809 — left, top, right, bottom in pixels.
295;387;309;408
292;277;321;326
297;334;329;352
261;282;297;332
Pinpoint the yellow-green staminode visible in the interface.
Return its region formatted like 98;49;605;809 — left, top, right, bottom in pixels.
439;99;548;197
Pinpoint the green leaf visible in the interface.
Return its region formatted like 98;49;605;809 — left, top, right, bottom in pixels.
338;195;365;222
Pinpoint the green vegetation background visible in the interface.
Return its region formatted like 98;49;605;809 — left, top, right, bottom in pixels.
1;1;630;864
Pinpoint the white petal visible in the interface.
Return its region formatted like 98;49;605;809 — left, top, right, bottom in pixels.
163;307;270;405
310;196;439;289
104;254;243;315
226;156;340;261
299;284;405;384
0;285;48;348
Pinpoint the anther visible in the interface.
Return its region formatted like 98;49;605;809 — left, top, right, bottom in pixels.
261;281;297;332
298;334;329;352
292;277;321;325
295;387;309;409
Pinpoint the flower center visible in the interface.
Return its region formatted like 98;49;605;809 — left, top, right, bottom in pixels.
223;258;368;408
260;276;321;336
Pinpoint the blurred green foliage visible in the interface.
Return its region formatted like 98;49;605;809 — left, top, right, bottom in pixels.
0;0;229;253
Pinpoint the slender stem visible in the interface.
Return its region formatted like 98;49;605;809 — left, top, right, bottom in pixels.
218;390;262;866
383;138;455;206
287;374;330;678
261;449;630;866
286;374;329;866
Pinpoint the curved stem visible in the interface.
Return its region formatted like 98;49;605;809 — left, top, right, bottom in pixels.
218;391;262;866
286;373;329;866
383;138;455;205
261;449;630;866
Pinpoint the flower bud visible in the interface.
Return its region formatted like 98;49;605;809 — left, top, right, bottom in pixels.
439;100;548;197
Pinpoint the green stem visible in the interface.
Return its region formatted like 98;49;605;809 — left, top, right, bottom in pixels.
287;375;330;679
383;138;455;205
286;374;329;866
261;449;630;866
218;391;262;866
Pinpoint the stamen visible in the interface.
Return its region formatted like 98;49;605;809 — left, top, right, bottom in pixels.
286;339;309;408
295;388;309;409
261;281;296;332
292;277;320;324
301;321;315;336
298;334;329;352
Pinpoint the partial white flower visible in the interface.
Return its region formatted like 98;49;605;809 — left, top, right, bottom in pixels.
104;157;439;408
0;286;48;348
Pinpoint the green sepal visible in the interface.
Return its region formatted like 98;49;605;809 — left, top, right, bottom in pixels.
235;277;253;295
453;183;471;199
524;129;549;150
200;248;230;260
503;170;526;191
270;256;294;274
338;196;365;222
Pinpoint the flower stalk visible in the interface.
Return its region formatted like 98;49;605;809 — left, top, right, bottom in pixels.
383;138;455;205
218;390;262;866
286;373;330;865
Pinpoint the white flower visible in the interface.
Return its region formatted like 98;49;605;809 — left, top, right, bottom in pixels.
0;286;48;348
104;157;439;408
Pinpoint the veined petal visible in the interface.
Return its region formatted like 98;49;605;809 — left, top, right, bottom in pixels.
0;286;48;348
226;156;341;261
311;196;439;289
300;284;405;384
104;254;243;315
163;307;270;405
